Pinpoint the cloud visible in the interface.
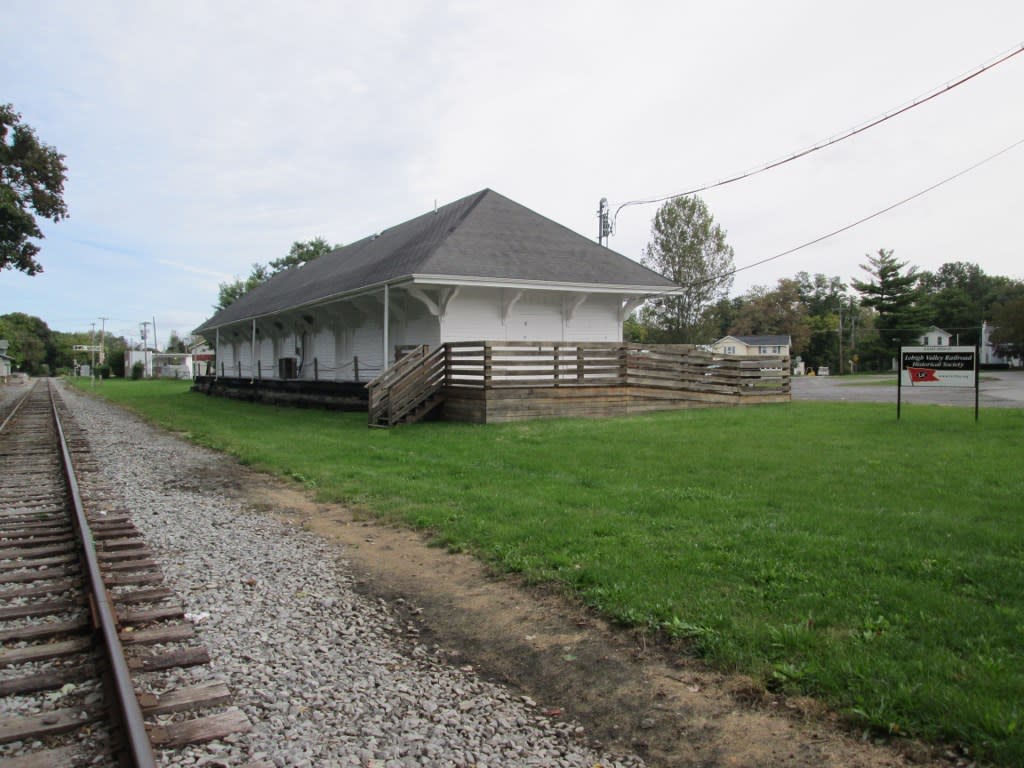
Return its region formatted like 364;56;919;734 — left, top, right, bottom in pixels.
2;0;1023;347
156;259;234;282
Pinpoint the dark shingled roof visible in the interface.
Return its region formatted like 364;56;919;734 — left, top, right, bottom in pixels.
195;189;675;333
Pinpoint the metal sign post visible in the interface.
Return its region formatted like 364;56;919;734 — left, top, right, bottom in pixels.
896;358;902;420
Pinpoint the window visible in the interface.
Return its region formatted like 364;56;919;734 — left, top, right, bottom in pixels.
937;337;944;345
725;345;736;354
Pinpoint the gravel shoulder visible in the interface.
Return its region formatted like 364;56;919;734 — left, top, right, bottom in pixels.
55;381;963;768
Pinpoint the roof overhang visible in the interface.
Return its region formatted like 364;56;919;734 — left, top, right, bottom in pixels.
195;275;677;334
405;274;674;295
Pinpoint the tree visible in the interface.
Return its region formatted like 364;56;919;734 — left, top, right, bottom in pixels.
166;331;188;353
794;272;855;373
1;104;69;275
640;196;735;343
704;296;745;340
268;236;338;274
215;237;339;310
851;249;923;367
918;262;990;345
51;330;93;374
990;296;1024;359
730;278;811;355
216;262;270;311
105;339;128;378
622;313;649;343
0;312;55;374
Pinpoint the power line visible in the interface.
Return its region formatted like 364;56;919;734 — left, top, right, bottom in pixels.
613;42;1024;228
668;136;1024;292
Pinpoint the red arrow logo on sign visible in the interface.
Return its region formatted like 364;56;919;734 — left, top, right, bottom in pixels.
908;367;939;384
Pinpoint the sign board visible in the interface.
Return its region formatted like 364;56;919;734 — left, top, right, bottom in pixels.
899;346;976;387
897;345;978;421
72;345;103;352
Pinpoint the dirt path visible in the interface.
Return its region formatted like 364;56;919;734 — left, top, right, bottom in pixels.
213;469;965;768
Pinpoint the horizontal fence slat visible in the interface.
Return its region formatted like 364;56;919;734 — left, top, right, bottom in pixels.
372;341;790;424
478;358;621;368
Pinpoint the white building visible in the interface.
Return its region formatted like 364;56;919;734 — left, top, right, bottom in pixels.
918;326;953;347
710;335;792;357
125;349;195;379
981;321;1020;367
195;189;677;382
0;340;13;382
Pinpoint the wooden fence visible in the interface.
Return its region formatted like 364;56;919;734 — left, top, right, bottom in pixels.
431;341;789;423
442;341;789;395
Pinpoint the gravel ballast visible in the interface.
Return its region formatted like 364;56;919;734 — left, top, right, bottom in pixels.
59;382;644;768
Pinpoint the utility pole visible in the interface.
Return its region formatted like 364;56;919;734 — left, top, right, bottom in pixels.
837;306;843;376
140;321;151;378
90;322;96;386
596;198;611;246
98;316;108;365
849;307;857;371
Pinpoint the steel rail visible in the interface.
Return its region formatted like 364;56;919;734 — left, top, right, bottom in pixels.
0;378;38;433
47;381;158;768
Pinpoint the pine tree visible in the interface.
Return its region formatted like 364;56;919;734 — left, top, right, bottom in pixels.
851;249;922;367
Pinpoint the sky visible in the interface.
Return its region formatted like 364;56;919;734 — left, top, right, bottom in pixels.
3;1;1023;348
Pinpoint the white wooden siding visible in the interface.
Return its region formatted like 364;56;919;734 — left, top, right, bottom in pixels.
440;287;505;342
258;337;274;379
211;286;633;379
507;292;564;341
563;294;620;342
392;296;441;350
333;327;355;380
352;316;385;380
310;328;335;379
440;287;624;344
238;339;252;376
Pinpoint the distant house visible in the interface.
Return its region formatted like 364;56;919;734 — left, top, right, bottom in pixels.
188;339;215;378
711;334;792;357
0;340;13;382
918;326;952;347
981;321;1021;367
125;349;195;379
194;189;677;382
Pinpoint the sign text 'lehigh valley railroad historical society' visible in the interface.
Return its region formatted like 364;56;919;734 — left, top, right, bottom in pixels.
900;346;977;388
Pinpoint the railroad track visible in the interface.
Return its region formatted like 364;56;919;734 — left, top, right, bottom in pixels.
0;380;260;767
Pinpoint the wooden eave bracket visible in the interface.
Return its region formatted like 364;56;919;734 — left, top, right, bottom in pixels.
563;293;588;324
408;286;460;319
619;296;646;322
501;289;524;323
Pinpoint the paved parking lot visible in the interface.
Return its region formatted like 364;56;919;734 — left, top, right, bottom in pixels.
791;370;1024;408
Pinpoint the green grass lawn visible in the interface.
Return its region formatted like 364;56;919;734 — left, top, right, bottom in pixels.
838;376;898;386
72;378;1024;764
